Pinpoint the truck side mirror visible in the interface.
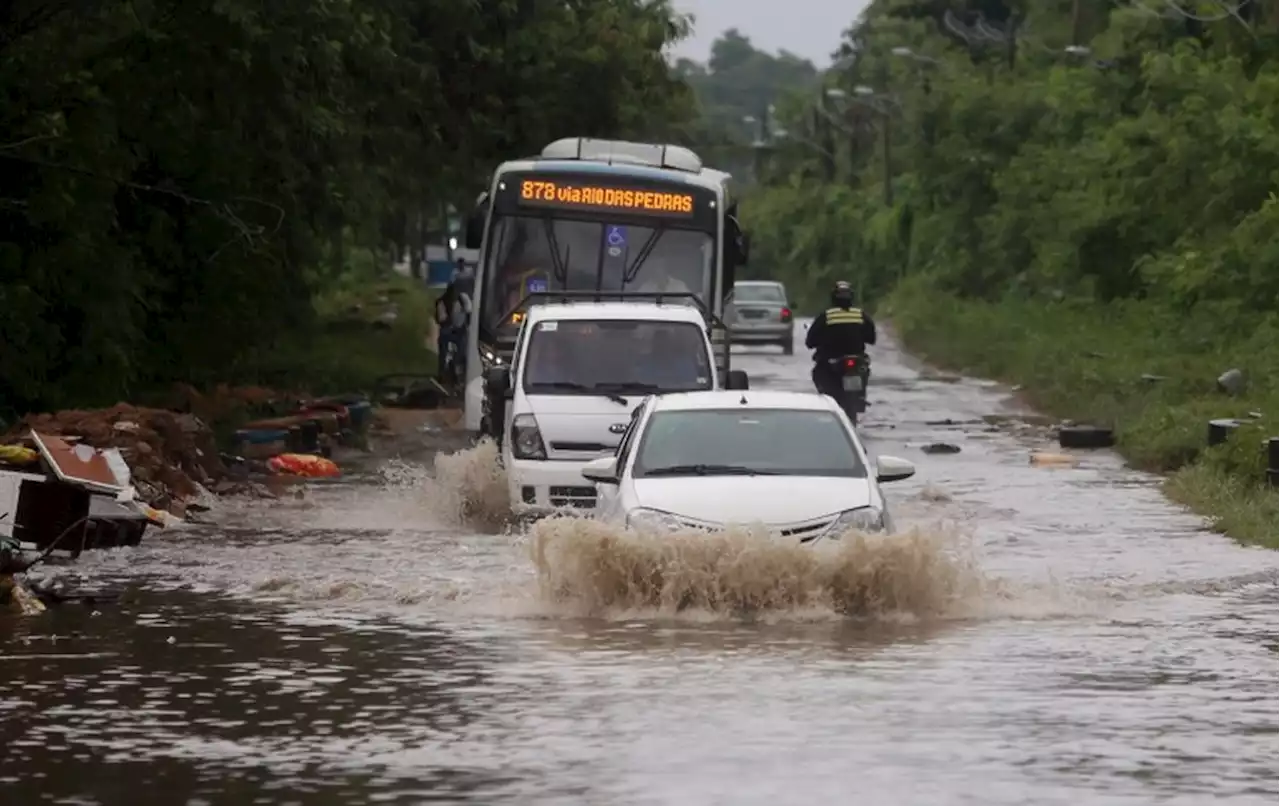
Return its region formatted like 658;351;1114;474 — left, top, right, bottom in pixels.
484;365;510;395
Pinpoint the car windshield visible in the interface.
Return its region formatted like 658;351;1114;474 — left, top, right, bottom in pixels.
482;215;714;331
732;284;785;303
522;320;713;394
632;409;867;478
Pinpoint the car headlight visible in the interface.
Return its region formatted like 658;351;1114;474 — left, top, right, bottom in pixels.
822;507;886;538
625;508;686;533
511;413;546;460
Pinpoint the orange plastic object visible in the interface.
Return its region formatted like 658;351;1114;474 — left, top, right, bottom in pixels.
267;453;340;478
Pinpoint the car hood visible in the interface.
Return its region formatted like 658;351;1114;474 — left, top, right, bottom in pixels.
632;476;874;526
524;394;642;455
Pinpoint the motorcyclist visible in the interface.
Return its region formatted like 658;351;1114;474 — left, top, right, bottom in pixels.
804;280;877;400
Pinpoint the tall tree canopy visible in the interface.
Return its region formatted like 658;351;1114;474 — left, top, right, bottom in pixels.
674;29;820;180
739;0;1277;316
0;0;697;412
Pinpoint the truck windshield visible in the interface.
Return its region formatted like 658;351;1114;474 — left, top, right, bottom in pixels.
522;319;713;394
482;216;714;332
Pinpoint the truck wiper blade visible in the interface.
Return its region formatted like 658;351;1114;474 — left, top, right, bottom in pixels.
530;381;628;405
641;464;779;477
593;382;661;393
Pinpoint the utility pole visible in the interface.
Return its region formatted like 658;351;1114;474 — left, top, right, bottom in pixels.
877;61;893;205
815;90;836;181
751;103;771;183
881;114;893;206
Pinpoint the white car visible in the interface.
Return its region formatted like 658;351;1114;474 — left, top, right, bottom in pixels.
483;299;749;516
579;390;916;539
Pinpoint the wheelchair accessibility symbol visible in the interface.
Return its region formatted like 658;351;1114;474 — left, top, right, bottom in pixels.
606;225;627;257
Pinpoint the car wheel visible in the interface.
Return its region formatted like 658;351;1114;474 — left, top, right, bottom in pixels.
781;338;794;356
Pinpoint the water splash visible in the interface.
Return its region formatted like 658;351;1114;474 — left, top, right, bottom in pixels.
419;439;513;532
527;515;1007;621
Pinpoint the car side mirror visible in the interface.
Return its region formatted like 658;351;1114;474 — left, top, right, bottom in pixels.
484;365;510;395
582;455;619;485
726;370;750;390
875;455;916;484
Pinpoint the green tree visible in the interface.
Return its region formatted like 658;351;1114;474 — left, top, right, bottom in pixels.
0;0;698;415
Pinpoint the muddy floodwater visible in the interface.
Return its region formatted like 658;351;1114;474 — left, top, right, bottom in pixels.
2;324;1276;806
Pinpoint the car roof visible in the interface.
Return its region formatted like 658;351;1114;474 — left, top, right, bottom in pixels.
734;280;785;288
525;301;707;325
648;390;841;413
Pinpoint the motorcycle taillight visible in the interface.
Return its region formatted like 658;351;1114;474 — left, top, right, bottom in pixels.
843;358;857;370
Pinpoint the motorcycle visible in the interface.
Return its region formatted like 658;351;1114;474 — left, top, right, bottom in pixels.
825;353;871;425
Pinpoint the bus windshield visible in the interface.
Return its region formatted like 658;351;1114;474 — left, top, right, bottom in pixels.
481;215;714;333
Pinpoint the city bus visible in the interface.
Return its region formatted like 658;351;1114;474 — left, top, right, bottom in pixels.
459;137;750;434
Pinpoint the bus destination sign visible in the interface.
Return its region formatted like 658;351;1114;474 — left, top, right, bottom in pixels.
516;178;696;217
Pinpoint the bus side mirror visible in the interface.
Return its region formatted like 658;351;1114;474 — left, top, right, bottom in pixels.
464;192;489;249
726;215;749;267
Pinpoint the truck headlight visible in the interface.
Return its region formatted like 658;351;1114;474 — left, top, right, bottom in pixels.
511;414;546;460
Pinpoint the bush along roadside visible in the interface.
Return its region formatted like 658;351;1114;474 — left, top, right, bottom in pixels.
885;280;1279;549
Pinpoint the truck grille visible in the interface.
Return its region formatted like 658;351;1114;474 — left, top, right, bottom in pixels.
549;486;597;508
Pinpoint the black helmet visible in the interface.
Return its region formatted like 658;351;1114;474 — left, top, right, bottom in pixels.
830;280;854;308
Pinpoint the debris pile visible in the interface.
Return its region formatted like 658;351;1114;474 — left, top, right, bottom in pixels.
3;404;225;512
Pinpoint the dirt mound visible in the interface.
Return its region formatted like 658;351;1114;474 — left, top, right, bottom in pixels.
4;404;227;510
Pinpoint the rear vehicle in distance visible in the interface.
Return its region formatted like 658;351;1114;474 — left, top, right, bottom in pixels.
726;280;794;354
579;390;917;540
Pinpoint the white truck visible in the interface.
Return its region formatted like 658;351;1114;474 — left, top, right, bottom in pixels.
480;293;748;516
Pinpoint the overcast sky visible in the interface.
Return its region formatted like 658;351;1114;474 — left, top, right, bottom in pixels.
669;0;872;67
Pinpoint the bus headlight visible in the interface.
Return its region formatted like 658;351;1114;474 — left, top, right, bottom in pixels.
477;342;500;370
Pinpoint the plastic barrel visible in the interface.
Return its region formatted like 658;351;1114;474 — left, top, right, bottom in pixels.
345;401;373;431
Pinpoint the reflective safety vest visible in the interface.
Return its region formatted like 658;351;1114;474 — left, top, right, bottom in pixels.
824;306;865;325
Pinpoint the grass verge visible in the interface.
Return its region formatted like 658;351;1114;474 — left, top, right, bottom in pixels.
239;272;441;396
884;278;1278;549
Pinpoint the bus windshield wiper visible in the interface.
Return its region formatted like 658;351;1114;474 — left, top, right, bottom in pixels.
529;381;628;405
641;464;779;477
623;226;665;284
542;218;570;283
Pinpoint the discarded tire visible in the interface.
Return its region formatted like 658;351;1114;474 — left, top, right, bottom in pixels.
1206;419;1242;448
921;442;961;455
1057;425;1115;449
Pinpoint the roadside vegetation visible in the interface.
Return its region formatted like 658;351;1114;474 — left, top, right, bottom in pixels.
0;0;696;420
685;6;1278;545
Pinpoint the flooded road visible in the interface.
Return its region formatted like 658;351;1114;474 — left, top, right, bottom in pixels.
3;323;1276;805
